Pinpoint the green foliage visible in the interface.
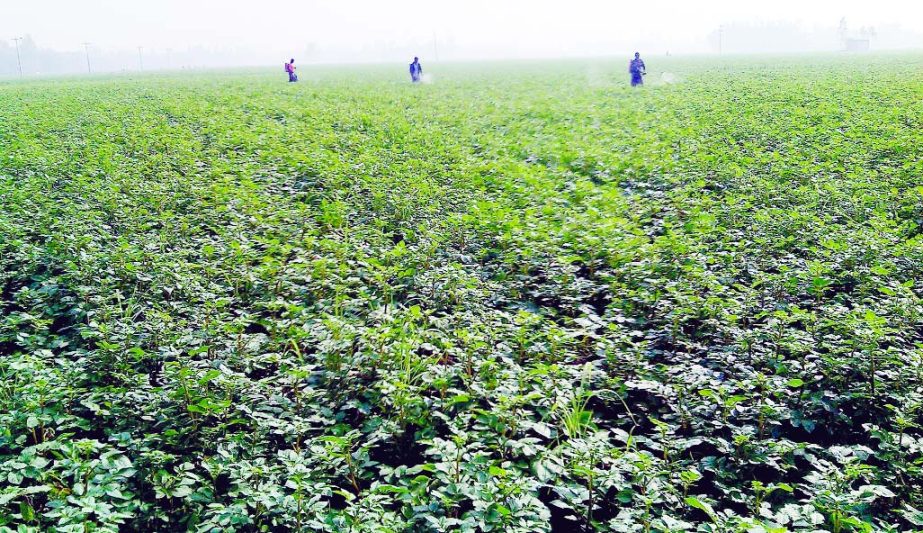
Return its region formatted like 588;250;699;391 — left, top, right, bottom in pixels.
1;55;922;531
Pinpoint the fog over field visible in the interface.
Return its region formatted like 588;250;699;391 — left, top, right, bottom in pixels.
1;0;923;76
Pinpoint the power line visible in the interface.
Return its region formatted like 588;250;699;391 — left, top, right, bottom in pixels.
82;42;92;74
11;37;23;78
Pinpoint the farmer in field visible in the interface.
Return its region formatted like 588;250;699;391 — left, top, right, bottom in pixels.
285;58;297;82
629;52;646;86
409;57;423;83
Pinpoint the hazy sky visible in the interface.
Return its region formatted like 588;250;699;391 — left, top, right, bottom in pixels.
3;0;923;60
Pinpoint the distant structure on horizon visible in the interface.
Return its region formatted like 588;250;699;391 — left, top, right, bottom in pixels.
843;38;871;52
839;18;874;52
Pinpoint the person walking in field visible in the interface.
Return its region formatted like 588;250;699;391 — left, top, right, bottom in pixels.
409;57;423;83
629;52;646;86
285;58;297;82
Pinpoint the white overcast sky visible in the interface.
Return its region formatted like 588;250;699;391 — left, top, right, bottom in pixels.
3;0;923;59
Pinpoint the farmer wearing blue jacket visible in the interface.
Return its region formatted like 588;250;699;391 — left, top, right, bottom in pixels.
629;52;647;86
409;57;423;83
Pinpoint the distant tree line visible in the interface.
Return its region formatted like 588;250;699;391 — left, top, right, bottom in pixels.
0;36;321;78
0;35;460;78
706;20;922;54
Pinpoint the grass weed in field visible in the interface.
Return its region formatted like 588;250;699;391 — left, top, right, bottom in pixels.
1;54;923;531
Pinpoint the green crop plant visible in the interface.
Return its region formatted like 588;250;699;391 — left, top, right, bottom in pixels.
2;55;923;531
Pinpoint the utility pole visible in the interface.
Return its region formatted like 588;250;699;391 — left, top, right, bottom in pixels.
82;42;92;74
137;46;144;71
11;37;23;77
433;32;439;62
718;25;724;55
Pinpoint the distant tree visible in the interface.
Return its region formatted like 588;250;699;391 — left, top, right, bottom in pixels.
859;26;877;40
21;35;38;56
838;17;849;45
